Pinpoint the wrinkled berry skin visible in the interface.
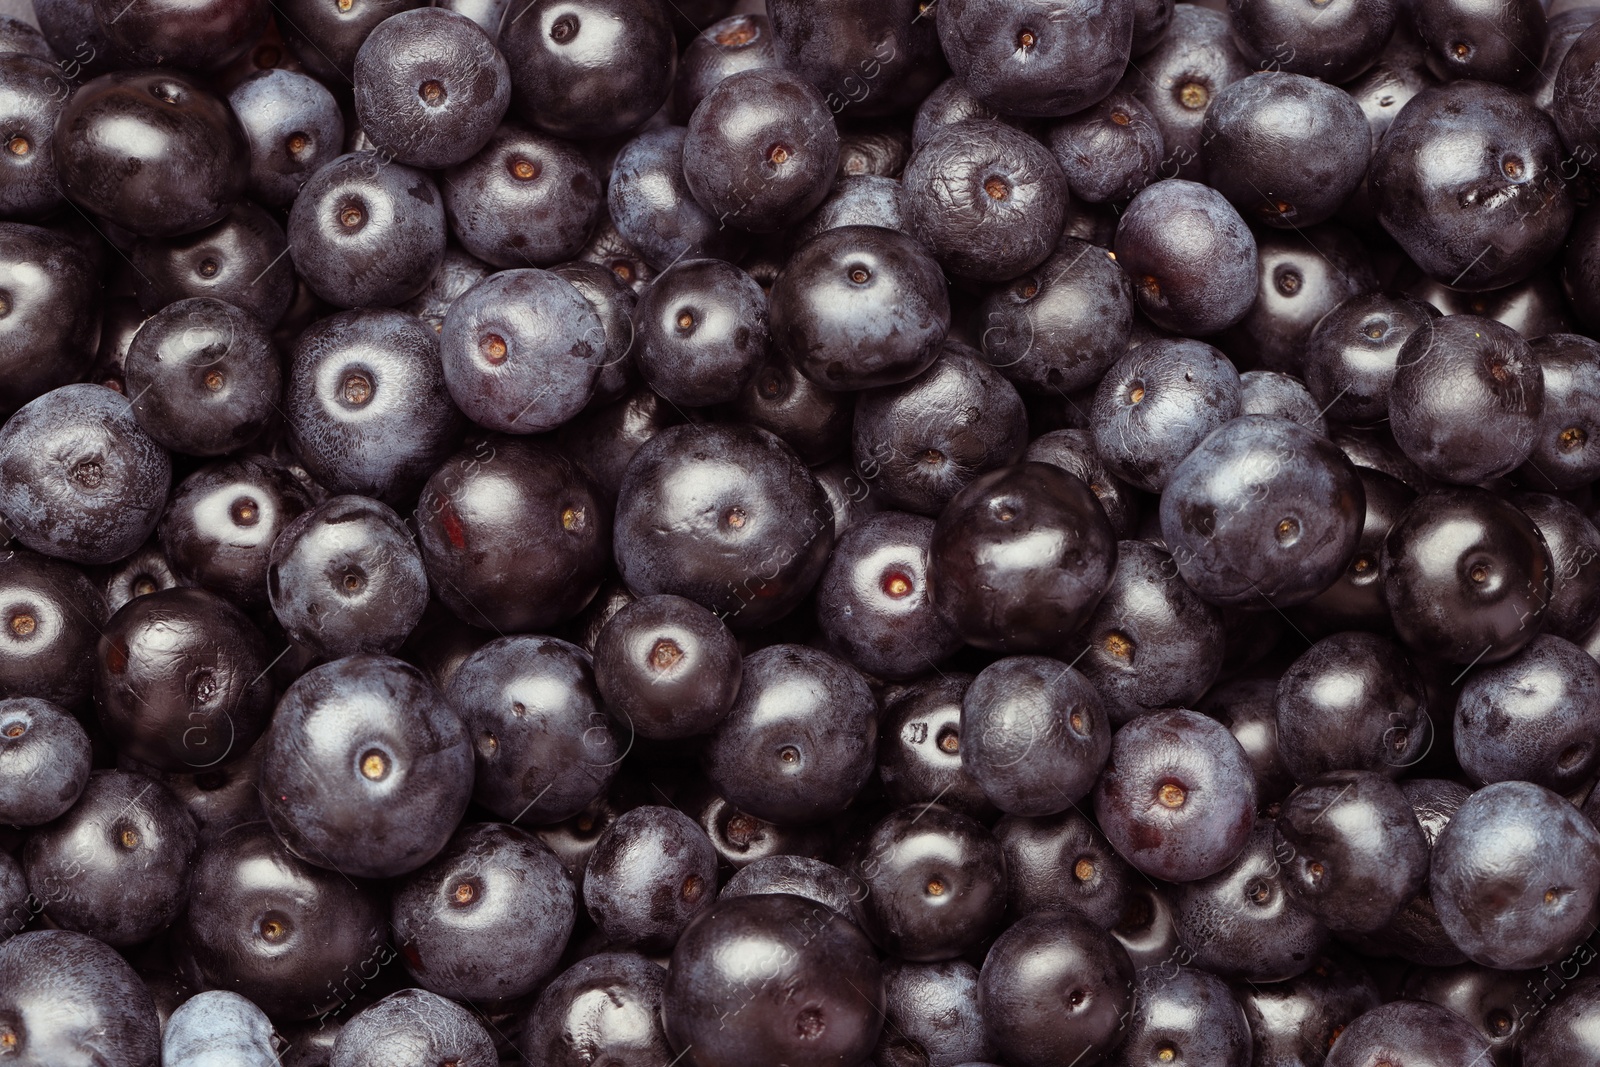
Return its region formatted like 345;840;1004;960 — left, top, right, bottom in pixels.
1070;539;1226;725
614;423;832;632
903;120;1069;282
261;654;475;879
663;894;885;1067
1369;82;1573;293
979;910;1135;1067
929;462;1118;653
1455;633;1600;792
1115;179;1259;335
0;385;171;566
961;656;1111;816
1388;314;1544;485
1093;708;1257;882
502;0;677;141
1160;415;1366;609
331;989;498;1067
54;70;248;237
162;990;277;1067
417;439;610;634
584;806;717;952
286;308;463;504
939;0;1136;118
1090;338;1242;494
1380;488;1552;664
519;952;674;1067
1201;72;1371;229
852;341;1028;516
287;153;446;309
352;8;510;170
0;930;161;1067
1327;1001;1493;1067
1432;780;1600;969
268;495;430;660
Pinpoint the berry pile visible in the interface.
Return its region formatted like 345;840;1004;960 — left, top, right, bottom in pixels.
4;0;1600;1065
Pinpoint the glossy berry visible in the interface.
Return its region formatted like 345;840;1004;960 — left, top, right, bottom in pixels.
125;298;281;458
849;804;1007;962
662;893;884;1067
771;225;949;391
1161;414;1366;608
1090;338;1242;493
54;71;247;237
633;258;768;407
268;495;429;659
1388;314;1544;484
260;654;474;879
440;268;605;433
930;461;1117;652
502;0;677;141
445;634;619;825
0;697;90;827
23;770;196;947
1275;770;1429;934
391;821;575;1002
592;594;741;740
417;439;610;633
1115;178;1258;335
961;656;1111;816
703;644;876;825
444;122;603;268
583;805;717;951
95;586;273;773
978;910;1135;1067
287;152;447;309
814;511;963;682
1380;488;1552;664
